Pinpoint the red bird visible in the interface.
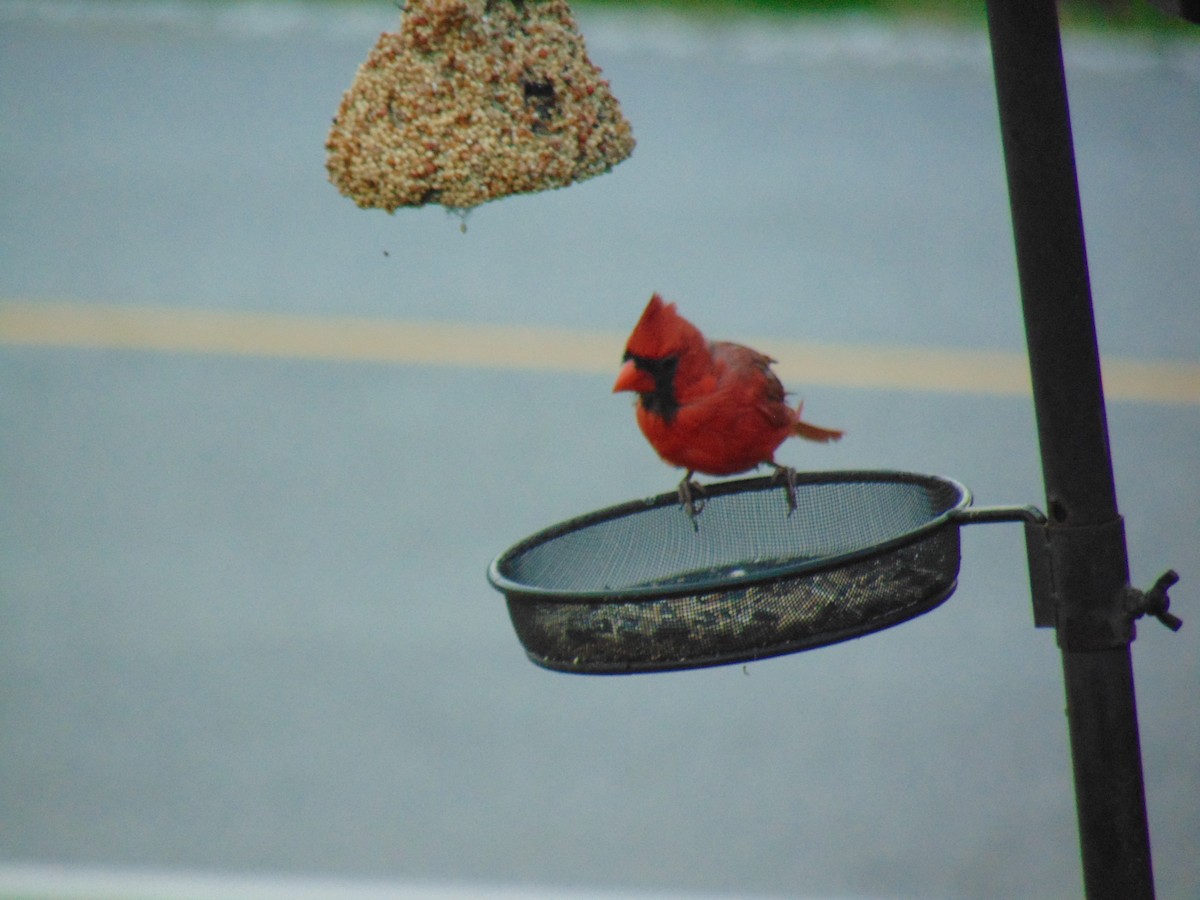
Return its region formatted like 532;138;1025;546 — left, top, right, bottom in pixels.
613;293;843;515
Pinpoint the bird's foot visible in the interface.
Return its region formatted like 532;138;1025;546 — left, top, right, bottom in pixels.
677;474;706;524
769;464;799;514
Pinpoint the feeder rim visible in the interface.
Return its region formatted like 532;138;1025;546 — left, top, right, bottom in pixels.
487;469;973;604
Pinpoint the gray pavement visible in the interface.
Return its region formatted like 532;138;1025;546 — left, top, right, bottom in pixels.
1;3;1198;898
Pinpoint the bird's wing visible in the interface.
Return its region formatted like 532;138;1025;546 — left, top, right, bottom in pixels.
710;341;793;429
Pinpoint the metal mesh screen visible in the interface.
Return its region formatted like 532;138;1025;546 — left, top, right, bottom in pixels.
490;472;969;673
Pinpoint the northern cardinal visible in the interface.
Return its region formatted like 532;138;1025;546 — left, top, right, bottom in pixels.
613;293;843;516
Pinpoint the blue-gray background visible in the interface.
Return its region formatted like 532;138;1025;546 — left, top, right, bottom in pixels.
1;2;1198;898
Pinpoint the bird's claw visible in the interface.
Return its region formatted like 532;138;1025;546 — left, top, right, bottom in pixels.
770;464;799;515
677;476;706;525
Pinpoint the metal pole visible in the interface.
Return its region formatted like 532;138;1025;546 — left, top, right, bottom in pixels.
983;1;1156;898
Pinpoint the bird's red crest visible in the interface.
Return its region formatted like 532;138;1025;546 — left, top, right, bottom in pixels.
624;293;705;360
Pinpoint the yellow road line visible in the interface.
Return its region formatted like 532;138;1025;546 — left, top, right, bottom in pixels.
0;302;616;373
1;301;1197;405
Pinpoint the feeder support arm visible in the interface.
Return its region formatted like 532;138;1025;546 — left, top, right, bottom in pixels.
984;1;1160;898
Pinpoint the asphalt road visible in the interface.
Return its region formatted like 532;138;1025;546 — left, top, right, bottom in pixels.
2;3;1198;898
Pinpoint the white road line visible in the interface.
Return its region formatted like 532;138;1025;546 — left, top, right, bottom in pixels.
0;863;801;900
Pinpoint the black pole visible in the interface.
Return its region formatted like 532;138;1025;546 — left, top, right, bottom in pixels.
984;2;1155;898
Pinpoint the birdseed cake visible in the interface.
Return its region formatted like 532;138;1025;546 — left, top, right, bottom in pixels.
325;0;635;212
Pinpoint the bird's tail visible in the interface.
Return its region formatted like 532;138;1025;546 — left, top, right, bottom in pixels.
793;401;844;443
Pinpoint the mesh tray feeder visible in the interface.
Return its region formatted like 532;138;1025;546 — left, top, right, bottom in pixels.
488;471;1044;674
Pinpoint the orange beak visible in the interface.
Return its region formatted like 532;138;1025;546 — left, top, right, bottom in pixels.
612;358;653;394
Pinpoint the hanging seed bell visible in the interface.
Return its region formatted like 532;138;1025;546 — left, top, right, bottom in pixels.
325;0;635;212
